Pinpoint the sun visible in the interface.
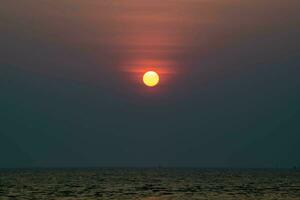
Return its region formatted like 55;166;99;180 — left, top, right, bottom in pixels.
143;71;159;87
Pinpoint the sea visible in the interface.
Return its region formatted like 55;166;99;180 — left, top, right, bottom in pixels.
0;168;300;200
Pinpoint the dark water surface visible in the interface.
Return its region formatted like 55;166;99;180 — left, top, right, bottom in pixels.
1;168;300;200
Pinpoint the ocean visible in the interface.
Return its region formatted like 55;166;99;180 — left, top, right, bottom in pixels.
0;168;300;200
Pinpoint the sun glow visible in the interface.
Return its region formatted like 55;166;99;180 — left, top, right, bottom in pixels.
143;71;159;87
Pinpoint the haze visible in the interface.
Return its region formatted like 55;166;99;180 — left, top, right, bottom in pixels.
0;0;300;168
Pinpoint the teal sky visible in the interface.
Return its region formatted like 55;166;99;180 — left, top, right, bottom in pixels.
0;0;300;168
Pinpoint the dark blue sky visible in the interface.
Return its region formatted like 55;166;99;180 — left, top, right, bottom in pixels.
1;0;300;168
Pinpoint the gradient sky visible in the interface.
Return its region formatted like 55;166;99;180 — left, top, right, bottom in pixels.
1;0;300;168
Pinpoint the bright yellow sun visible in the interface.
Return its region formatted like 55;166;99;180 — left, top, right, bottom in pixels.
143;71;159;87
